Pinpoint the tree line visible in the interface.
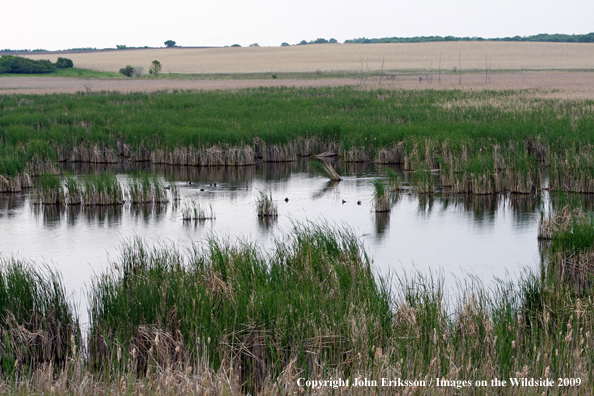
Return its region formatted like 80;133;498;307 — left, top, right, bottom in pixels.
344;32;594;44
0;56;73;74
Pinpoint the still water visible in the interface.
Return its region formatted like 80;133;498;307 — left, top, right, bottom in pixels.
0;161;541;323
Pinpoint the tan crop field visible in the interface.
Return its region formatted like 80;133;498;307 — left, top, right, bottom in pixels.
4;72;594;100
3;42;594;98
23;42;594;74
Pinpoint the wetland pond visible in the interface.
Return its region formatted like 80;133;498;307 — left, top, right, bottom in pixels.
0;160;542;324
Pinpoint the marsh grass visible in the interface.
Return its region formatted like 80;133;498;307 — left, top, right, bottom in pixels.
82;172;123;206
32;173;64;205
87;222;391;392
3;88;594;196
0;221;593;394
181;199;214;221
64;175;82;205
311;160;342;181
0;258;79;375
127;173;169;205
255;190;278;217
384;167;403;191
371;178;391;212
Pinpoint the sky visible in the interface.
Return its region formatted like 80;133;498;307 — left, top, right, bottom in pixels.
4;0;594;50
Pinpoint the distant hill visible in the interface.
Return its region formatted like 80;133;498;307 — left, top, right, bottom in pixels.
345;33;594;44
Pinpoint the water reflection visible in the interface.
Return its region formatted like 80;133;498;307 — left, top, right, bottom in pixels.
374;212;391;238
312;181;340;200
0;194;26;218
83;205;123;226
257;216;278;234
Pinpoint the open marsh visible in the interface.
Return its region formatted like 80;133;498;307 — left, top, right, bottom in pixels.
1;84;594;394
0;161;540;320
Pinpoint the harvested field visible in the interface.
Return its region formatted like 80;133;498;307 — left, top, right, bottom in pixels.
3;72;594;99
22;42;594;74
0;76;355;95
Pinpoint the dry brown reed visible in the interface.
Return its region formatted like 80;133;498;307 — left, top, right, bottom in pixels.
538;206;588;240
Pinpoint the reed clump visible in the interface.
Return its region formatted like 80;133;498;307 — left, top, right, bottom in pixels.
311;160;341;181
0;258;79;374
255;190;278;217
32;173;65;205
127;173;169;205
181;199;215;221
372;178;391;212
82;173;124;206
65;175;82;205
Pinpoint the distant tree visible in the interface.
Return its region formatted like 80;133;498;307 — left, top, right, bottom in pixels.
164;40;176;47
119;65;134;77
281;42;290;46
231;44;241;47
313;38;328;44
116;45;127;49
329;38;338;43
298;40;308;45
133;65;144;77
55;57;73;68
249;43;260;47
149;60;162;77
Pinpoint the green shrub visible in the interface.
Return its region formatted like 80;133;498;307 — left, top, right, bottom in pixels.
55;57;73;68
0;55;55;74
119;65;134;77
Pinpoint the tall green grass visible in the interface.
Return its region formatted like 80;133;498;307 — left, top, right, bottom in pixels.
88;222;392;391
0;220;593;393
2;88;594;193
0;259;79;374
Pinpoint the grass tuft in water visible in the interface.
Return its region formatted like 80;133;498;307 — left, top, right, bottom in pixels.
181;199;215;221
255;190;278;217
311;160;342;181
82;172;123;206
371;178;391;212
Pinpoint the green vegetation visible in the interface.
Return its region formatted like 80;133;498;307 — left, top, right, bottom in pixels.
312;160;341;181
82;172;123;206
345;32;594;44
0;220;593;394
118;65;134;77
296;37;338;45
0;258;78;375
55;57;73;68
164;40;176;48
127;172;168;204
181;198;214;221
149;60;161;76
371;178;391;212
0;55;55;74
1;87;594;195
0;55;73;74
255;190;277;217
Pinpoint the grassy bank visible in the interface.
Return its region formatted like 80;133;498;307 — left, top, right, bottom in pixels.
0;219;593;394
1;87;594;194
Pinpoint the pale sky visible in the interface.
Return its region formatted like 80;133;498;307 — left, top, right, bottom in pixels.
4;0;594;50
